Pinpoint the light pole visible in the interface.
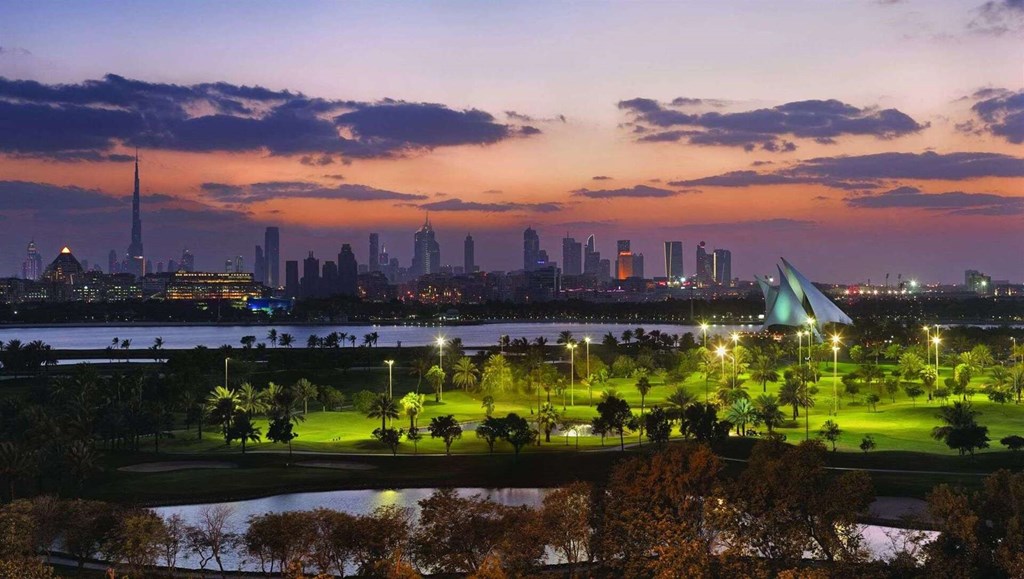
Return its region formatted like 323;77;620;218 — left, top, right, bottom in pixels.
436;336;446;402
1013;337;1018;365
224;357;230;387
731;333;740;382
805;317;816;370
923;326;931;366
583;337;591;406
700;323;709;348
567;343;576;407
831;335;841;415
797;330;804;368
716;345;727;380
933;336;941;378
385;360;395;399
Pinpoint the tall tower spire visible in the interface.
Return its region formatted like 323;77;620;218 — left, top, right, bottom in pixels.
127;151;145;277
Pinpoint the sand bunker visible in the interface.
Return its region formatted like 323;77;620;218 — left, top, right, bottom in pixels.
119;461;237;473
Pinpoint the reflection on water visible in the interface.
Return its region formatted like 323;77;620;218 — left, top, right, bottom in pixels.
151;488;935;572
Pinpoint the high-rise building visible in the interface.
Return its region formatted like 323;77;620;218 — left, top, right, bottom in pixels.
562;235;582;276
156;261;165;273
22;240;42;280
617;240;630;253
713;249;732;285
635;253;645;279
167;258;178;273
322;260;338;294
264;227;280;288
412;216;441;276
284;260;299;298
368;233;380;272
224;258;234;273
338;244;358;295
615;240;636;280
584;234;601;276
301;251;320;298
126;153;145;277
695;241;714;286
108;250;118;274
523;227;541;271
181;249;195;272
664;241;684;281
254;245;265;284
464;234;475;274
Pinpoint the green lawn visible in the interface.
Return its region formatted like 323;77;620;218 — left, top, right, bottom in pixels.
159;360;1024;459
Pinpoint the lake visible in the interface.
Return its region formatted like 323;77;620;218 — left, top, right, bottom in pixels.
0;322;754;350
151;487;935;572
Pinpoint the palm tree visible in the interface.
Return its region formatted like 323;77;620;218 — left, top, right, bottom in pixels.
236;382;269;417
725;398;757;436
749;354;780;393
635;376;652;419
410;356;432;393
0;441;33;500
230;414;262;453
602;332;619;349
498;334;511;354
779;377;802;420
367;394;400;431
205;386;239;440
348;335;356;348
266;329;278;348
537;403;561;443
557;331;575;345
665;386;695;421
452;357;480;391
481;355;513;395
294;378;319;414
278;333;294;348
307;334;320;349
621;329;634;345
401;392;425;429
754;394;785;434
426;365;446;402
533;336;548;347
481;395;496;417
363;333;374;347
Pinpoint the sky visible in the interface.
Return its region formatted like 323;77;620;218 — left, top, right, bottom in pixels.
0;0;1022;283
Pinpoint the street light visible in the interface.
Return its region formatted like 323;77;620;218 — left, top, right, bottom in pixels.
830;335;842;415
700;322;709;348
797;330;804;368
730;333;740;380
923;326;931;366
1012;337;1018;365
436;336;446;402
583;336;592;406
224;357;230;387
567;343;577;407
805;317;816;369
933;335;941;377
385;360;395;399
716;345;727;382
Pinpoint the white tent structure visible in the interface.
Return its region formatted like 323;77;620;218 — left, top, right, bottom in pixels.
757;258;852;337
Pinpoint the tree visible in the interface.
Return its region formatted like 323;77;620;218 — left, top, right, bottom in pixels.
407;427;423;455
428;415;463;455
725;398;757;436
932;401;990;456
898;352;924;382
681;403;731;443
453;357;480;391
865;392;880;412
635;376;652;423
372;427;404;455
366;394;400;432
236;382;269;417
426;365;446;402
920;365;938;398
0;442;33;501
481;355;513;395
481;395;495;417
1001;434;1024;452
644;406;671;445
105;508;167;576
859;434;876;453
904;383;924;407
818;419;842;451
537;403;561;443
541;481;593;575
596;395;633;450
205;385;239;442
954;363;974;400
186;504;236;576
400;392;424;429
502;413;536;457
778;377;802;420
266;413;300;458
278;333;294;348
750;354;780;393
475;416;506;452
227;412;262;452
266;328;278;348
294;378;319;414
884;376;900;403
754;394;785;434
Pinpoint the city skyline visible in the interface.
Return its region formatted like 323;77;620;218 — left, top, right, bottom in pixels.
1;1;1022;283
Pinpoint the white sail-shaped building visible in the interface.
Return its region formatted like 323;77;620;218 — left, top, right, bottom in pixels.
758;259;852;336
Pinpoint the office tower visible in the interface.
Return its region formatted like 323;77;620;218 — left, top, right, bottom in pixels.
695;241;714;286
254;245;265;284
523;227;540;271
617;240;630;253
615;240;632;280
81;259;90;272
713;249;732;285
562;235;582;276
464;234;475;274
108;250;117;274
599;258;611;282
126;153;145;277
412;216;441;276
284;260;300;298
338;244;358;295
368;233;380;272
22;240;42;280
156;261;165;273
264;227;280;288
322;260;338;294
584;234;601;275
167;258;178;272
224;258;234;273
181;249;195;272
234;255;244;273
664;241;684;280
635;253;644;279
301;251;320;298
146;259;153;275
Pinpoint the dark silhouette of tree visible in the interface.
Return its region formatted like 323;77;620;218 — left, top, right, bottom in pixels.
932;401;990;456
428;415;462;455
644;406;671;445
501;413;536;457
475;416;506;453
596;395;632;450
372;427;404;456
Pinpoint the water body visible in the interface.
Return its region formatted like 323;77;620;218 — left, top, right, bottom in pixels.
0;322;755;350
152;487;933;572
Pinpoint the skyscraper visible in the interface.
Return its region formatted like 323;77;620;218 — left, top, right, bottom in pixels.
464;233;475;274
126;153;145;277
584;234;601;276
412;216;441;276
302;251;320;298
713;249;732;286
523;227;540;271
695;241;714;286
562;235;582;276
368;233;380;272
338;244;358;295
108;249;118;274
234;255;244;273
264;227;280;288
616;240;633;280
181;248;195;272
254;245;265;284
22;240;42;280
663;241;683;281
284;260;299;298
